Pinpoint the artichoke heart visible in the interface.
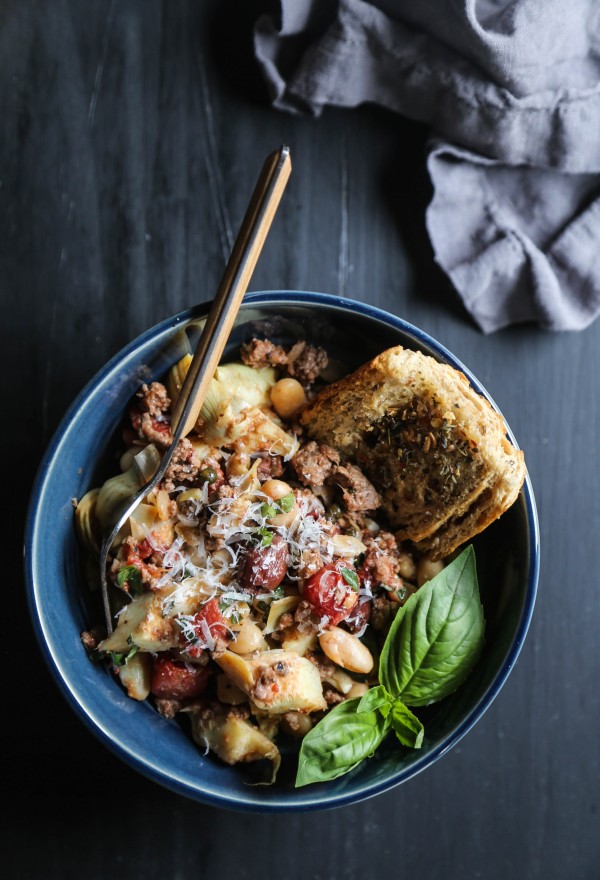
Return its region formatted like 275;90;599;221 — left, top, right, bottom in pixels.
189;711;281;781
216;650;326;715
200;393;298;457
95;444;161;530
214;363;277;409
168;355;297;455
99;591;179;654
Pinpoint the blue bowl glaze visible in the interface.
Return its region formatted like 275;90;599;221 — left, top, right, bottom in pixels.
24;292;539;812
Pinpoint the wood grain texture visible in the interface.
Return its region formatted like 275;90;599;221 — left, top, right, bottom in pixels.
2;1;599;878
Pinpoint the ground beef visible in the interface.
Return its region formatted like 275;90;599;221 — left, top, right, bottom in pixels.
256;453;284;481
298;546;325;581
362;531;403;592
277;612;295;631
131;412;173;448
225;705;251;722
333;463;380;512
282;711;308;735
286;341;328;385
137;382;171;417
371;593;398;632
294;600;320;634
216;483;235;500
240;337;327;385
306;651;338;681
115;538;166;589
322;683;345;706
293;487;326;519
253;665;284;702
161;438;201;491
241;338;288;369
292;441;340;487
80;627;105;652
128;383;173;448
155;698;183;719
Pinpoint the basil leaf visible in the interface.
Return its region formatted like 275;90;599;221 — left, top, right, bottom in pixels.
295;698;389;787
341;567;360;592
272;585;285;600
260;501;278;519
110;644;139;668
117;565;143;595
389;701;424;749
380;545;485;706
357;685;393;716
279;492;295;513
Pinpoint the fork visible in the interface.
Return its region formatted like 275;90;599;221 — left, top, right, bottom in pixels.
99;145;292;634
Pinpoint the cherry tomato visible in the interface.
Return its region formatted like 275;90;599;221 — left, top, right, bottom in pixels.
181;598;229;658
240;535;288;592
304;560;359;626
150;657;211;700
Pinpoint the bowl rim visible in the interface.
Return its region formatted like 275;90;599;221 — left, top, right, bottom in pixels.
24;290;539;812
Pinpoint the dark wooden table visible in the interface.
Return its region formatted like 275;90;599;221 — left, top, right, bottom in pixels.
4;2;599;878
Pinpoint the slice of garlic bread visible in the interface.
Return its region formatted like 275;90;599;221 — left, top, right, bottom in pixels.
300;346;525;560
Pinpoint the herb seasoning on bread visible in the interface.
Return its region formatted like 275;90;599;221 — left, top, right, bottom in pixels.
301;346;525;560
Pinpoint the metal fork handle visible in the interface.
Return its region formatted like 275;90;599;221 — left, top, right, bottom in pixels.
99;146;292;633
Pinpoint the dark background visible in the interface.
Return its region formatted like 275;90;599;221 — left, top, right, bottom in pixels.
3;2;599;878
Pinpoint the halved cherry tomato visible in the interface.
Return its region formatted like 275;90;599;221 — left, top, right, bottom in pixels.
181;597;229;658
150;657;211;700
239;535;288;592
304;560;359;626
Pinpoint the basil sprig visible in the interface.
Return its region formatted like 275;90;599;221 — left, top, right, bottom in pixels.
295;699;389;787
296;545;484;787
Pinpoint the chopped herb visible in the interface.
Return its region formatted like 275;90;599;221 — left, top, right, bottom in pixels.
257;526;274;547
260;501;278;519
117;565;143;595
257;600;270;614
279;492;294;513
341;567;360;592
110;643;139;668
272;585;286;600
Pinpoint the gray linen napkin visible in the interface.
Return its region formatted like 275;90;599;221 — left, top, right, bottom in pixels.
255;0;600;332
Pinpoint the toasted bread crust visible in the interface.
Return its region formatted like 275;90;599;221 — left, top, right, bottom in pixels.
301;346;525;560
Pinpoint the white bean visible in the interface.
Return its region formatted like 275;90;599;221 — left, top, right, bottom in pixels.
417;556;445;587
270;378;307;419
330;533;367;559
397;551;417;581
319;628;374;674
229;620;267;655
347;682;369;700
262;479;298;527
280;712;313;739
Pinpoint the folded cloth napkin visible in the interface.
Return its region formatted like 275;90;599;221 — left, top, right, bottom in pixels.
255;0;600;332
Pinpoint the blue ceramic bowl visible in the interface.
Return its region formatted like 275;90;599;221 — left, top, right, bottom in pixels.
25;292;539;812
